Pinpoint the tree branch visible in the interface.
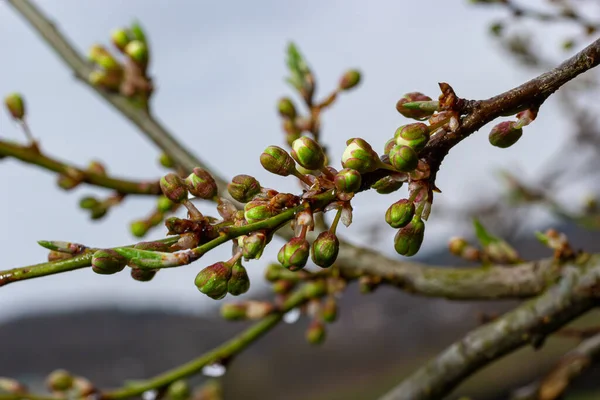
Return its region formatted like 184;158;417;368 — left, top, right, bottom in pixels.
378;255;600;400
0;140;161;195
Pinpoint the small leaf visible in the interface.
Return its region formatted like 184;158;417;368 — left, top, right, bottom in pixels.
472;218;499;247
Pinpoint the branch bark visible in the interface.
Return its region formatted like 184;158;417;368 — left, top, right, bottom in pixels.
378;255;600;400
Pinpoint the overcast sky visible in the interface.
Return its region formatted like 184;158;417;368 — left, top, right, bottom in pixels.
0;1;583;321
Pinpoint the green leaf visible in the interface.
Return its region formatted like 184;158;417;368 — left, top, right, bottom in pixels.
472;218;499;247
130;20;147;44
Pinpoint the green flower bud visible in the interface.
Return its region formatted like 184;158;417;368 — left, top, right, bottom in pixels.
334;168;362;194
322;297;338;323
130;220;149;238
338;69;361;91
277;237;310;271
272;279;296;294
90;205;108;220
341;138;380;173
306;320;326;345
57;174;82;191
489;121;523;148
92;249;127;275
185;168;217;199
228;174;261;203
228;261;250;296
384;138;396;156
395;123;430;152
166;380;190;400
371;175;404;194
111;28;130;51
389;145;418;172
157;195;175;213
46;369;73;392
265;263;299;282
396;92;434;119
87;160;106;175
244;200;275;224
130;268;157;282
311;231;339;268
220;303;247;320
385;199;415;228
290;136;326;170
160;173;188;203
448;236;469;256
79;196;99;210
260;145;297;176
125;40;149;68
394;216;425;257
241;232;267;260
277;97;297;119
359;275;380;294
159;153;175;168
195;262;232;300
4;93;25;120
304;279;327;298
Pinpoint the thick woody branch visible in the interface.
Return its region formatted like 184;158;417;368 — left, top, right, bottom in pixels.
0;140;161;195
378;255;600;400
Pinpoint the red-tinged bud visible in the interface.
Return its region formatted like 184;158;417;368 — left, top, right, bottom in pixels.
228;261;250;296
396;92;434;119
341;138;380;173
156;196;175;213
291;136;326;171
111;28;131;51
241;232;267;260
125;40;149;69
272;279;296;294
489;121;523;148
306;319;326;345
371;175;404;194
359;275;381;293
72;377;96;397
87;160;106;175
394;216;425;257
334;168;362;194
46;369;73;392
220;303;247;320
79;196;99;210
395;123;430;152
130;220;149;238
185;168;217;199
130;268;157;282
277;97;297;119
160;173;188;203
385;199;415;228
92;249;127;275
260;145;297;176
304;279;327;298
389;145;418;172
311;231;339;268
159;153;175;168
0;378;27;394
166;380;190;400
448;236;469;256
4;93;25;120
278;237;310;271
244;200;276;224
195;262;232;300
228;174;261;203
322;297;338;323
384;138;396;155
338;69;361;91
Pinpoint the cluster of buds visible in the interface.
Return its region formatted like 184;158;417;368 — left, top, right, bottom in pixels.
535;228;575;261
160;168;218;221
88;21;153;106
195;254;250;299
448;237;481;262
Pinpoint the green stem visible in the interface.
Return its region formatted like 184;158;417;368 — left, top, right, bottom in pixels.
0;140;162;195
102;289;309;399
0;237;180;287
329;207;343;233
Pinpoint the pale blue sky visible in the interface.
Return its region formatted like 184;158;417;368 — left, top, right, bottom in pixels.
0;1;577;320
